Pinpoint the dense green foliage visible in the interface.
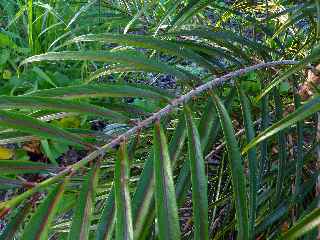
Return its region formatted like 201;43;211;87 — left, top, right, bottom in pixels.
1;0;320;239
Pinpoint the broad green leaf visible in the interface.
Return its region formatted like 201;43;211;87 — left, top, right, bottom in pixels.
132;114;186;240
153;121;181;240
26;83;173;101
20;51;192;81
66;33;215;71
0;110;91;148
0;96;128;121
213;94;249;240
68;163;100;240
184;106;208;240
238;87;257;239
0;160;56;175
21;182;66;240
114;142;133;240
243;96;320;154
0;202;32;240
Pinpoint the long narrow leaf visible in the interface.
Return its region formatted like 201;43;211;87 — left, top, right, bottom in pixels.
26;83;173;101
20;51;192;81
21;182;66;240
0;202;32;240
238;87;257;239
0;161;56;175
213;94;249;240
153;121;181;240
0;110;91;148
256;46;320;101
243;96;320;153
281;208;320;239
96;189;115;240
114;142;133;240
68;163;100;240
184;106;208;240
132;114;186;239
66;33;215;71
96;135;139;240
0;96;128;121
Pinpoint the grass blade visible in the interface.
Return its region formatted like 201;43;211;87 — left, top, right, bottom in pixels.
68;163;100;240
114;142;133;240
184;106;208;240
153;121;181;240
212;94;249;240
21;182;66;240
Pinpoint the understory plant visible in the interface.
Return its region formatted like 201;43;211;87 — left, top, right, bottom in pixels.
1;0;320;239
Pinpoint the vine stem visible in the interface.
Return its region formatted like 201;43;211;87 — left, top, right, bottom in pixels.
0;60;299;213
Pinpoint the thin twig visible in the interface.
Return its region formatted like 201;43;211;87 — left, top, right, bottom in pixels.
0;60;299;212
